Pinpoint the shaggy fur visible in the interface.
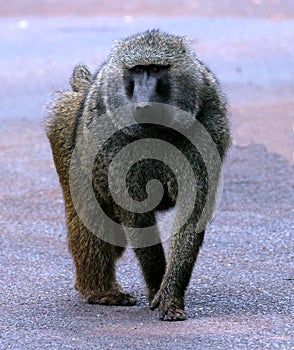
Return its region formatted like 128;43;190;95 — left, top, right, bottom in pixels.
45;30;231;321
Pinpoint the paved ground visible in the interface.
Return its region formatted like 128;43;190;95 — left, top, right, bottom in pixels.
0;2;293;349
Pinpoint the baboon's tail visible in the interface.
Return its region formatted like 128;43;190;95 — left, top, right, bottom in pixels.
70;63;93;92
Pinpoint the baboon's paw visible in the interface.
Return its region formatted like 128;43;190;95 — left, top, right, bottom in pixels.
159;306;186;321
87;290;137;306
150;291;186;321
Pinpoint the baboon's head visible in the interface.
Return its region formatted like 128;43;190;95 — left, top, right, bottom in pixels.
99;30;206;131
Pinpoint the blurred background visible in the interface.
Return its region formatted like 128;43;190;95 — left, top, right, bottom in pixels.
1;0;294;18
0;0;293;162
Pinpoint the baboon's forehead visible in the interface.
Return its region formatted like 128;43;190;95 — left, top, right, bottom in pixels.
110;31;190;68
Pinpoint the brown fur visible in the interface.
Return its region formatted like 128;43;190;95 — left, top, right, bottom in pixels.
45;30;231;321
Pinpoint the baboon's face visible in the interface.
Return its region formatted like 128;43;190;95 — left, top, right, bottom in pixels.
122;65;170;128
124;64;171;105
122;64;192;129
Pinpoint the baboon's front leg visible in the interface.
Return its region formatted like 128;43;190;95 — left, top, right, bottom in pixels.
122;212;166;301
133;243;166;302
150;227;205;321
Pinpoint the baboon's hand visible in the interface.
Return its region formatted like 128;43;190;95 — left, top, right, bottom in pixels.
150;290;186;321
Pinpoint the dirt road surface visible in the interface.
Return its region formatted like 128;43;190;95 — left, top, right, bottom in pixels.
0;1;293;349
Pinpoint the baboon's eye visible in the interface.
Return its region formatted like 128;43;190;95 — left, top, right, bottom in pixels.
149;65;160;73
131;66;145;74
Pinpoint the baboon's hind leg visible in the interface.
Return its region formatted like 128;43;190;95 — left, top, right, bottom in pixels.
68;213;136;306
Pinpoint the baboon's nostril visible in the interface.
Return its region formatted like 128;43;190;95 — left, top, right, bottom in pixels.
143;105;151;111
136;104;151;112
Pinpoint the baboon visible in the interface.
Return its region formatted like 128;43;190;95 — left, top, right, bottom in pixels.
45;30;231;321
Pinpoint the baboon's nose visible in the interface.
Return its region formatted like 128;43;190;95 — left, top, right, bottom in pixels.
136;104;152;112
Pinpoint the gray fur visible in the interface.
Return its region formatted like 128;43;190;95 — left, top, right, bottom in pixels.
45;29;231;321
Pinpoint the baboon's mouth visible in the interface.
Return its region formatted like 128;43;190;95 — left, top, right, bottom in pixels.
137;123;155;129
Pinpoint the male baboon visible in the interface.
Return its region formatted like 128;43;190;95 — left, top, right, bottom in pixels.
45;30;230;321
